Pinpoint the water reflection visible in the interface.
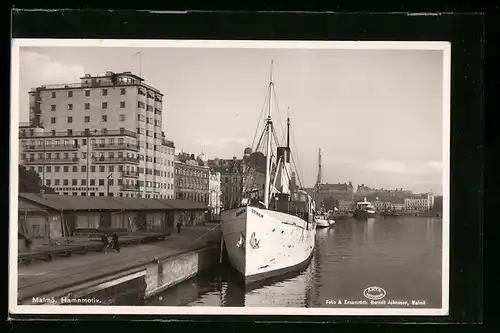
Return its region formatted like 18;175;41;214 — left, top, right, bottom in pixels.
146;217;442;308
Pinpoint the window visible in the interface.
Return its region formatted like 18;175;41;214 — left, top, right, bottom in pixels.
63;179;69;185
81;179;87;185
102;89;108;96
85;116;90;123
90;179;96;186
99;192;105;196
109;165;114;172
55;166;60;172
46;179;51;186
85;90;90;96
63;166;69;172
84;103;90;110
120;101;125;108
67;91;73;97
81;165;87;172
102;102;108;109
109;179;114;186
90;166;96;172
45;165;51;172
54;179;60;185
102;115;107;122
51;117;56;124
67;116;73;123
99;166;105;172
51;105;56;111
72;179;77;186
120;88;126;95
99;179;105;186
67;104;73;110
51;92;56;98
37;166;42;173
90;192;95;196
119;114;125;121
82;139;87;145
81;152;87;159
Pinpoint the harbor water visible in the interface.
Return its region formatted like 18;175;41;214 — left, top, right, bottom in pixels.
145;216;442;308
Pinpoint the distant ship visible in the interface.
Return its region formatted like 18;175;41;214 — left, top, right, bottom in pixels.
353;197;376;220
220;61;317;285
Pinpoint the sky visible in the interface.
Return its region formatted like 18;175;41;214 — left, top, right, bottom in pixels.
17;45;445;193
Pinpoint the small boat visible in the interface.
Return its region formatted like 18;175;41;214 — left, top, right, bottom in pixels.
353;197;376;220
315;213;335;228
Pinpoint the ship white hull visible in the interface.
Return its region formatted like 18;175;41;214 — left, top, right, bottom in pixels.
220;206;316;284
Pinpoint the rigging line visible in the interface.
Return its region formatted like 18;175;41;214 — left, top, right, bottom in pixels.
251;82;272;149
271;87;288;145
289;124;304;189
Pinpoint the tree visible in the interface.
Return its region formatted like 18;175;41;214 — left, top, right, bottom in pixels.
18;165;56;194
322;196;337;211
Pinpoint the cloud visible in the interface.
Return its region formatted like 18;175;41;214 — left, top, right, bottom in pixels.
367;160;442;174
20;51;86;88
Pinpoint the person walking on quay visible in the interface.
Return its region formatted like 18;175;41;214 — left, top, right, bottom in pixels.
111;233;120;253
176;220;182;234
101;234;110;254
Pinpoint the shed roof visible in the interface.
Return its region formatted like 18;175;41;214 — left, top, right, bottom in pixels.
19;193;209;212
18;199;50;212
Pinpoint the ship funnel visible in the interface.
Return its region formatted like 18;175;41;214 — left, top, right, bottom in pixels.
364;197;367;202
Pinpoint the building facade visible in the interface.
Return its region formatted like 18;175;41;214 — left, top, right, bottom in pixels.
209;149;266;210
306;182;354;210
174;153;210;204
209;170;221;220
404;192;435;212
19;71;175;198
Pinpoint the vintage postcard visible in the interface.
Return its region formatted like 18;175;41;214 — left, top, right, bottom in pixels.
9;39;450;316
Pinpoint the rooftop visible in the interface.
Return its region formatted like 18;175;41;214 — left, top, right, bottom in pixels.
19;193;209;212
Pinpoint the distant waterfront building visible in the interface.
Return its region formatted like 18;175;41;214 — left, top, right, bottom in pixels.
306;181;354;210
19;71;175;198
338;199;354;212
404;192;435;212
208;148;266;209
174;153;210;203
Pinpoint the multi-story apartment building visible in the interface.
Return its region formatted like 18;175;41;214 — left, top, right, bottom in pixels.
209;148;266;210
174;153;210;204
19;71;175;198
404;192;435;212
208;170;221;220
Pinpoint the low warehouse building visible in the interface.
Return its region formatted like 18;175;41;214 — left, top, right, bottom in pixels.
18;193;210;238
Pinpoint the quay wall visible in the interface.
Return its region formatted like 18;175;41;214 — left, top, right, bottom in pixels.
27;243;221;306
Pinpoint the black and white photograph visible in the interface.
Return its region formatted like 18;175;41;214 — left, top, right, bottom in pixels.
9;39;450;316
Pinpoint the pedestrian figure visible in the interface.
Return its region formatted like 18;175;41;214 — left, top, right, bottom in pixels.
101;233;110;254
176;221;181;234
111;233;120;253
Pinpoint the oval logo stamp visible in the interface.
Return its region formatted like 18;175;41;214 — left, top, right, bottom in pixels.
363;286;387;300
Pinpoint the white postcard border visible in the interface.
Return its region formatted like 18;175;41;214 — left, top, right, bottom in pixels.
9;38;451;317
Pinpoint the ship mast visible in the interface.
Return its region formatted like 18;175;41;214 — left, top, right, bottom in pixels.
263;61;274;209
316;148;322;209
